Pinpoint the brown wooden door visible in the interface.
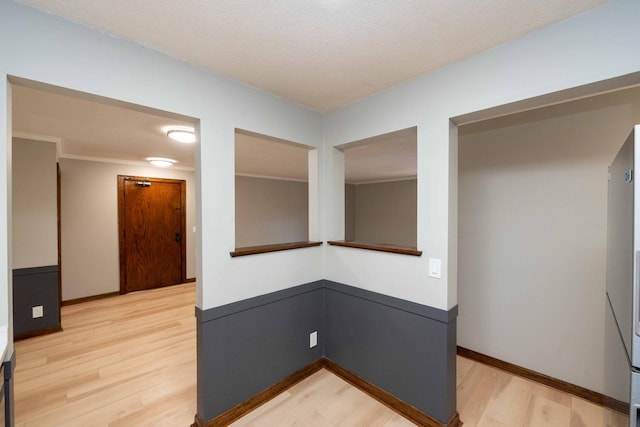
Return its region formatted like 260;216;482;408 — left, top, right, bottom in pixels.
118;176;186;293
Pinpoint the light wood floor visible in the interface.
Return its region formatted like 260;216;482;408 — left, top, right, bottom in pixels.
456;356;628;427
12;282;629;427
14;283;197;427
229;368;415;427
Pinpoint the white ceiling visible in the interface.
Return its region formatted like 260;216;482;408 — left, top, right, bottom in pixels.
12;84;197;169
10;0;613;180
15;0;611;112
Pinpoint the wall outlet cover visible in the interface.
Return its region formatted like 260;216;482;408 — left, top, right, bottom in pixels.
310;331;317;348
32;305;44;319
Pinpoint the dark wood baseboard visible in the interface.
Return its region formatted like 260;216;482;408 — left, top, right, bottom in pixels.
185;277;196;283
14;325;63;341
61;291;120;306
193;357;460;427
192;359;325;427
457;346;629;415
322;358;461;427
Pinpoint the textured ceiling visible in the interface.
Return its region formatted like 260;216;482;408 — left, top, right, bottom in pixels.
15;0;611;112
10;0;614;180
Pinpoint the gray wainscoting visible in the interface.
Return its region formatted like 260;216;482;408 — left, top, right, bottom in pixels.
324;280;457;424
196;281;325;421
12;266;60;337
195;279;458;424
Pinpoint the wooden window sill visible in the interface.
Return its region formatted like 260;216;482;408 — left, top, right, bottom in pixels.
326;240;422;256
231;241;323;257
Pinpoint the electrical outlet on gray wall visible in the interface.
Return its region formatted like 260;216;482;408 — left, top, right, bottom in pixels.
309;331;317;348
32;305;43;319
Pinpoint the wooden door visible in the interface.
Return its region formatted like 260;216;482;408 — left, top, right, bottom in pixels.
118;176;186;293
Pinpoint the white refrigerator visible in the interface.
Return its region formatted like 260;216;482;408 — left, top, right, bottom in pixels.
606;124;640;426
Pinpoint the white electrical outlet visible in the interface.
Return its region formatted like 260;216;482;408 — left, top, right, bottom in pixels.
309;331;317;348
32;305;43;319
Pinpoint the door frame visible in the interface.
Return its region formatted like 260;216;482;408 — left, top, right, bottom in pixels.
117;175;187;294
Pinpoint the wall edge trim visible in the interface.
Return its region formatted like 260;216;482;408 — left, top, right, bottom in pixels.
457;346;629;414
195;280;325;323
12;265;58;277
195;279;457;324
324;280;457;323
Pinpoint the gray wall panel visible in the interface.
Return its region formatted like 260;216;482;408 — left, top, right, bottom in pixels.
197;281;324;421
12;266;60;336
324;282;456;423
196;279;457;424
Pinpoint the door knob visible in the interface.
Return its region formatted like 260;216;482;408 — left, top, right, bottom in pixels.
175;233;181;242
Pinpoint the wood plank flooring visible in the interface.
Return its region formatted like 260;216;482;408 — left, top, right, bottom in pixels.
228;368;416;427
14;283;196;427
456;356;628;427
12;282;629;426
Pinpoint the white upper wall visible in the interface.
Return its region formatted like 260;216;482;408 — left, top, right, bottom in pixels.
0;0;639;318
323;0;640;310
0;0;323;311
11;138;57;269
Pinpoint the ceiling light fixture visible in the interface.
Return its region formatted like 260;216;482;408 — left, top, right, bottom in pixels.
167;127;196;143
146;157;176;168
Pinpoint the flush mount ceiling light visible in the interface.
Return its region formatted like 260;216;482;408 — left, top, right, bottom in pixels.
166;126;196;143
146;157;176;168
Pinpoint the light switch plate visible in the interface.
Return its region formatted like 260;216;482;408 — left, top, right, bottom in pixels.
309;331;317;348
428;258;441;279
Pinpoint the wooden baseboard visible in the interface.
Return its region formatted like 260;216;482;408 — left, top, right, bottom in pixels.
185;277;196;283
62;291;120;306
193;359;325;427
14;325;63;341
321;358;462;427
193;357;460;427
457;346;629;415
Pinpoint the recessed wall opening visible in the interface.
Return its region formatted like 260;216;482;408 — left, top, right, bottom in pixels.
336;126;417;252
456;83;640;407
9;76;199;333
233;128;318;255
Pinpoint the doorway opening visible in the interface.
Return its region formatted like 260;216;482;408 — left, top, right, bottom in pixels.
118;175;187;293
8;76;200;425
453;78;640;414
10;77;198;307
